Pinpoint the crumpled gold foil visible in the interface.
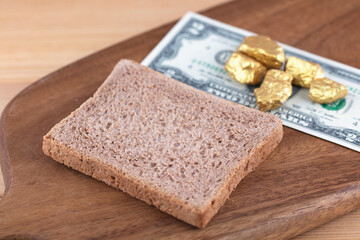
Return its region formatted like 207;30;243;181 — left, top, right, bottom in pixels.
254;69;293;111
238;35;286;69
309;78;348;103
225;52;266;85
285;56;324;88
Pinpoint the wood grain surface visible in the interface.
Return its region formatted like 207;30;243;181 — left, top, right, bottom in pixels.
1;0;360;239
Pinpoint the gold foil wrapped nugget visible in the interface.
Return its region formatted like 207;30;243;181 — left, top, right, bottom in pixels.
254;69;293;111
309;78;348;104
238;35;286;69
285;56;324;88
225;52;266;85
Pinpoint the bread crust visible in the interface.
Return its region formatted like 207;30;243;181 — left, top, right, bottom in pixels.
43;122;282;228
198;121;282;227
42;59;283;228
43;136;205;227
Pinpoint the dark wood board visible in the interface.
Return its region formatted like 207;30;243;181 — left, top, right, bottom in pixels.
1;0;360;239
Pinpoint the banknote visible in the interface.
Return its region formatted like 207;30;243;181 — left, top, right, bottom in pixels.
142;12;360;152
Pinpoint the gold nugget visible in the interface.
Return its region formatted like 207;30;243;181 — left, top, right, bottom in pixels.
254;69;293;111
309;78;348;104
225;52;266;85
238;35;286;69
285;56;324;88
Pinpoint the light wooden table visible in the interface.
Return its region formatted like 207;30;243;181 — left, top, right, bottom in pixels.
0;0;359;239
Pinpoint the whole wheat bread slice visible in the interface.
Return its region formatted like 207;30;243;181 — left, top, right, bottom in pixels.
43;59;283;228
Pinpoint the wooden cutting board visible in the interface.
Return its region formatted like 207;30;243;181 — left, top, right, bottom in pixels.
1;0;360;239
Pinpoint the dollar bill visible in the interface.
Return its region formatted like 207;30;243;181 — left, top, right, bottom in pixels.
142;12;360;152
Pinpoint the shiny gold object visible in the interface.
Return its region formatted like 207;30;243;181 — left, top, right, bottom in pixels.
238;35;286;69
225;52;266;85
309;78;348;104
285;56;324;88
254;69;293;111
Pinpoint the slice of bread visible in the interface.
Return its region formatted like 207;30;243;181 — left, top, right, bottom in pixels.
43;59;283;228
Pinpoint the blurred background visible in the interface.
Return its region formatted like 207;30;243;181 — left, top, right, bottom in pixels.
0;0;226;115
0;0;359;239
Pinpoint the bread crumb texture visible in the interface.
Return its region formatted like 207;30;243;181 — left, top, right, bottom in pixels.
43;59;283;228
